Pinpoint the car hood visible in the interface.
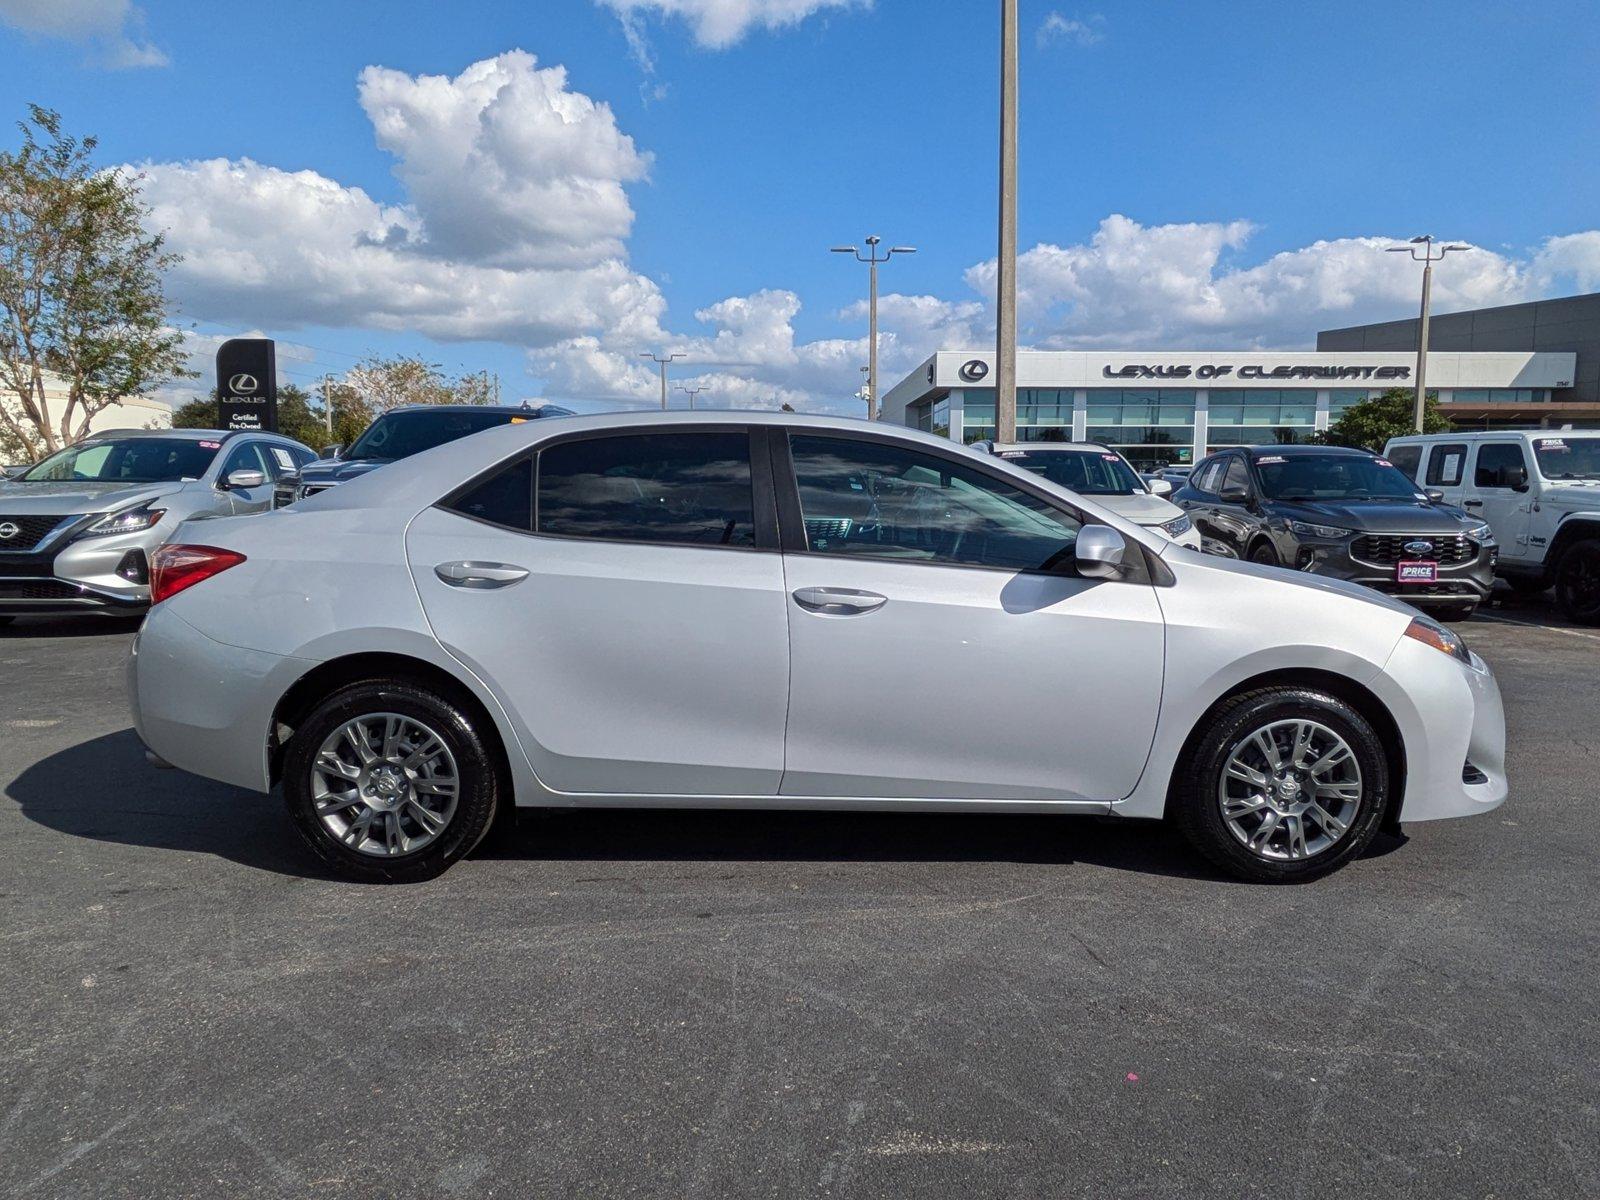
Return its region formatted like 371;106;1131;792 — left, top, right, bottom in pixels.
1094;492;1184;525
1163;541;1425;620
1270;498;1474;533
293;458;388;485
0;478;188;515
1540;482;1600;509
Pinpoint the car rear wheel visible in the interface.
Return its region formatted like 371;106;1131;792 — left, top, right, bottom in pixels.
283;679;501;883
1554;540;1600;624
1172;687;1389;883
1249;541;1280;566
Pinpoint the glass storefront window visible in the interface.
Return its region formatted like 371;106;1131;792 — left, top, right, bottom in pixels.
1451;389;1550;404
1328;389;1371;417
1206;389;1317;452
1082;389;1194;470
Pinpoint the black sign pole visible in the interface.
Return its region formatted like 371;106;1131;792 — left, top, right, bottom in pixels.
216;338;278;432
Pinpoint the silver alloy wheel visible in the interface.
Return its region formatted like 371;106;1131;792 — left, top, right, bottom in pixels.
1216;719;1362;862
311;713;459;857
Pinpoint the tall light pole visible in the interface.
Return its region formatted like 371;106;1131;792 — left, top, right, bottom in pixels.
1387;235;1471;432
674;384;706;409
996;0;1019;443
831;236;915;421
639;351;685;410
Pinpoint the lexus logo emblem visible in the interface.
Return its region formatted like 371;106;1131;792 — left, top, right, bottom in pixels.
0;522;18;540
228;373;259;395
1403;539;1435;556
958;359;990;382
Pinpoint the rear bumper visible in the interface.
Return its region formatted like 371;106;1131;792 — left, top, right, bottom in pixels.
128;604;309;792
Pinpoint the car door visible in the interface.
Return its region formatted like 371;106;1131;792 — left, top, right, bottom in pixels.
1209;453;1259;556
1180;456;1224;546
405;427;791;797
1465;441;1534;560
774;430;1164;802
1421;440;1469;507
215;440;277;515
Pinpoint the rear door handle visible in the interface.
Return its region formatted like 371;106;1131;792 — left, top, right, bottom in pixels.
792;587;886;615
1462;499;1484;508
434;560;529;589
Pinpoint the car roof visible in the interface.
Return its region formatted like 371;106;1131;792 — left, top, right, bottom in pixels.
1242;444;1370;459
383;402;575;416
79;426;306;443
1387;429;1589;443
984;441;1118;454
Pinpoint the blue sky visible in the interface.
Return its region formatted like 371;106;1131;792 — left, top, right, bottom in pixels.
1;0;1597;412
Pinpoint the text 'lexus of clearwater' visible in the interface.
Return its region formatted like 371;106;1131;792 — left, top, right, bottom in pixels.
129;413;1507;884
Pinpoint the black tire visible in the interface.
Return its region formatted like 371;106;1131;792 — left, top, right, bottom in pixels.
283;678;501;883
1249;540;1281;567
1554;540;1600;624
1505;575;1549;596
1171;687;1390;883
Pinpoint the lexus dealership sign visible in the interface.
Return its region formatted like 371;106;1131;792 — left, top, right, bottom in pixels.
216;338;278;432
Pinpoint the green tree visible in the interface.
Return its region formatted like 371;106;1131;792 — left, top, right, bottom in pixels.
1320;387;1451;451
0;106;188;458
172;383;374;449
343;354;497;411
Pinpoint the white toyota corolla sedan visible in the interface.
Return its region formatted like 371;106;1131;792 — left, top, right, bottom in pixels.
127;412;1507;884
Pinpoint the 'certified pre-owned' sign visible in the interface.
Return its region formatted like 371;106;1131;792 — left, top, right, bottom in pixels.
1102;362;1412;381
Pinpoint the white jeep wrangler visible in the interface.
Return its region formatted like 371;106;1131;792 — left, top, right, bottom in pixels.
1383;430;1600;622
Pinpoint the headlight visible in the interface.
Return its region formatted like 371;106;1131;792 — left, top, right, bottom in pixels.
1403;615;1472;665
1288;520;1352;539
1464;522;1494;542
78;502;166;538
1160;513;1192;537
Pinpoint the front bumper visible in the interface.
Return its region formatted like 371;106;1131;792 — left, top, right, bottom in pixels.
0;521;162;614
1289;536;1496;608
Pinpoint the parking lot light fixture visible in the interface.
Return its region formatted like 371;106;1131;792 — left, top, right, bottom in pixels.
674;384;707;410
830;235;915;421
639;351;686;410
1387;235;1472;433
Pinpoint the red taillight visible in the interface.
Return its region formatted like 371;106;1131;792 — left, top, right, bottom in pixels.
149;544;246;604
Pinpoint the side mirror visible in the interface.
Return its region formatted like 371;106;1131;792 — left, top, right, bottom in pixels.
320;444;343;460
1509;468;1529;492
223;468;267;490
1149;478;1174;497
1426;489;1445;503
1219;484;1251;505
1075;526;1127;579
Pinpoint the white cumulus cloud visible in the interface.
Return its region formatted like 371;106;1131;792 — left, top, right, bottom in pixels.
0;0;167;67
596;0;866;49
1037;12;1105;48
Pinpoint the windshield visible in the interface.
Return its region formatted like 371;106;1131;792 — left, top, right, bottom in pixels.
998;448;1147;495
344;409;522;462
18;437;219;483
1254;453;1421;501
1532;435;1600;480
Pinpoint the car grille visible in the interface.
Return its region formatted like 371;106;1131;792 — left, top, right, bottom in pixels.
1351;533;1477;567
297;482;336;500
0;514;71;552
0;579;84;600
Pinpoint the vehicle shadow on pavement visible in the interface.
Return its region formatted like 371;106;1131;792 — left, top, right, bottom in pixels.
0;615;145;639
9;731;1405;883
6;728;339;881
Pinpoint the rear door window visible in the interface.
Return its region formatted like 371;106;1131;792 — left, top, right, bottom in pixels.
536;432;755;547
1386;444;1422;481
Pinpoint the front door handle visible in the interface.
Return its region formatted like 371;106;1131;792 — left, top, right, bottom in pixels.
792;586;887;615
435;560;529;589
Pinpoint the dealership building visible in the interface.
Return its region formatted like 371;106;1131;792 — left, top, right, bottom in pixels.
879;347;1577;470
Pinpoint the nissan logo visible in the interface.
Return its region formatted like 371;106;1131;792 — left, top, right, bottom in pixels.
1403;539;1435;556
228;373;259;396
0;522;18;540
958;359;990;382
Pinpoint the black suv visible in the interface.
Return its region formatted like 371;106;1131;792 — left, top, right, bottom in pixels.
1174;444;1498;618
275;402;574;508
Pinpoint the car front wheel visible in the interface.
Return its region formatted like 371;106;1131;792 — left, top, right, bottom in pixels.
1172;687;1389;883
1554;540;1600;624
283;679;501;883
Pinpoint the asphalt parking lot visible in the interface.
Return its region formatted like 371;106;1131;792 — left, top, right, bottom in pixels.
2;592;1597;1199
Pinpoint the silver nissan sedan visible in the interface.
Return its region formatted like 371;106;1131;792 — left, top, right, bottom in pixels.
127;412;1507;884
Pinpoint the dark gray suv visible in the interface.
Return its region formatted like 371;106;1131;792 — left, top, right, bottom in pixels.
1173;444;1498;619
